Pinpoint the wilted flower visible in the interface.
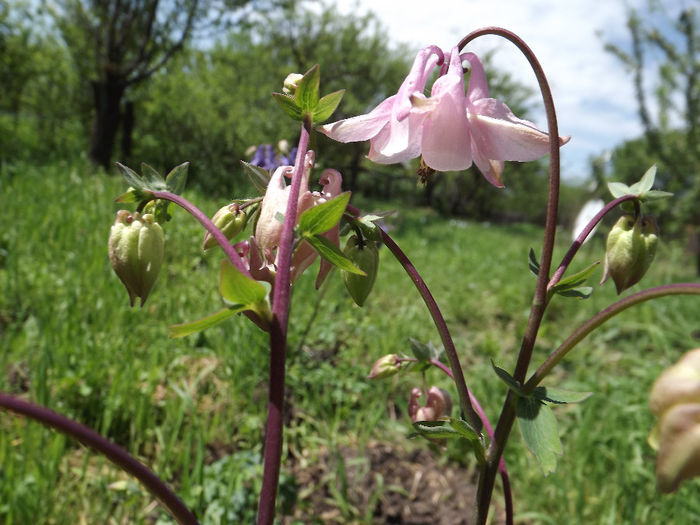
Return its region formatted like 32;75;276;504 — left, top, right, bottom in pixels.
253;151;345;283
408;386;453;423
649;348;700;493
320;46;569;187
108;210;164;307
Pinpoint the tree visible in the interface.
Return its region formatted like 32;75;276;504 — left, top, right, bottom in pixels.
605;2;700;272
50;0;253;168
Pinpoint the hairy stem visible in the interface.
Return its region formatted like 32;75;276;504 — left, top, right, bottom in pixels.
0;394;198;525
458;27;561;525
257;121;311;525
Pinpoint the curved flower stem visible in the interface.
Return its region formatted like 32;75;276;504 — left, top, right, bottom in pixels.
148;190;251;279
526;283;700;391
257;121;312;525
548;194;638;290
373;222;482;433
459;27;561;524
0;393;198;525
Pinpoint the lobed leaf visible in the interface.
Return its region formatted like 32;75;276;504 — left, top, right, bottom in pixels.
165;162;189;195
516;396;562;475
312;89;345;123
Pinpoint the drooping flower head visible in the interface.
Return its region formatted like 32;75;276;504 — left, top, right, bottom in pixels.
320;45;569;187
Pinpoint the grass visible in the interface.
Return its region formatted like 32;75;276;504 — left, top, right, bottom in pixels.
0;161;698;523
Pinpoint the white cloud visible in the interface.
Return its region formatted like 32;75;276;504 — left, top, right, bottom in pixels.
334;0;666;179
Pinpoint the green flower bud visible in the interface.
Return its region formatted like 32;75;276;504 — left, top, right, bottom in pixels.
601;215;658;294
367;354;401;380
341;235;379;307
202;204;247;251
109;210;164;307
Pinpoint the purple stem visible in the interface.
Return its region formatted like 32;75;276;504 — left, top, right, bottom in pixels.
548;194;639;290
149;190;251;278
0;393;198;524
257;122;311;525
526;282;700;391
458;27;561;525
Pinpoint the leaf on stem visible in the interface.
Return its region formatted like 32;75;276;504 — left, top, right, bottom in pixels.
516;396;562;475
168;307;244;338
303;235;365;275
165;162;189;195
533;386;593;404
297;192;351;236
491;360;526;396
241;161;272;194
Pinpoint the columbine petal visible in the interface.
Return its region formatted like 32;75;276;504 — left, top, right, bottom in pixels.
420;48;471;171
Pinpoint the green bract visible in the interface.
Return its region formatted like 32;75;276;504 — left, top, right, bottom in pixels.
601;215;659;294
108;210;165;307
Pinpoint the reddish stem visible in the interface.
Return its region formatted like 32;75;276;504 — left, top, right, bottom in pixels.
0;394;198;524
257;122;311;525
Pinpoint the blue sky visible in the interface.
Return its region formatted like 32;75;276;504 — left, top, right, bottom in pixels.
335;0;690;181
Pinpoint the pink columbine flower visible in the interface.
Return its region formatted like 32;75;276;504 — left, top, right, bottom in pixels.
319;46;569;187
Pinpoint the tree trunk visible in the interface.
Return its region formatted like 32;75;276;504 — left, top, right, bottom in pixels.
89;75;126;169
121;100;135;162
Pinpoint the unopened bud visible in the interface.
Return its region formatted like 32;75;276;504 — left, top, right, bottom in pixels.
342;235;379;306
109;210;164;307
202;204;247;251
367;354;400;380
649;349;700;493
601;215;658;294
283;73;304;94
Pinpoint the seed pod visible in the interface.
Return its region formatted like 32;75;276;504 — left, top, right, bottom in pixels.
341;235;379;306
202;203;247;251
108;210;164;307
601;215;658;294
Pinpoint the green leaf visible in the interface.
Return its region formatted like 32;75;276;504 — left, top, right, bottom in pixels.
448;417;480;441
556;286;593;299
608;181;632;199
140;163;167;191
304;234;365;275
346;215;384;242
168;307;243;338
408;338;432;362
116;163;147;191
492;360;525;396
312;89;345;123
550;261;599;299
640;189;674;202
272;92;303;121
241;161;271;195
629;164;656;194
165;162;189;195
295;64;320;114
533;386;593;404
219;260;268;306
528;248;540;277
516;396;562;475
297;192;351;236
411;420;461;439
115;187;146;203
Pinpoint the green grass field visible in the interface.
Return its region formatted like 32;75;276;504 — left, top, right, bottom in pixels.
1;162;698;524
